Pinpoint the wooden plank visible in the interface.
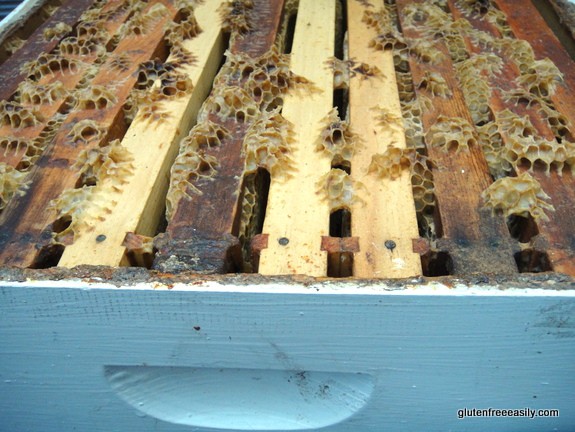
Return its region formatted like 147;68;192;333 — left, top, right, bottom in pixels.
0;0;133;171
495;0;575;130
535;174;575;274
0;0;179;268
449;0;575;275
258;0;335;276
58;0;227;267
1;281;574;431
0;0;48;48
0;0;97;101
394;0;517;275
492;0;575;274
347;0;421;278
153;0;286;273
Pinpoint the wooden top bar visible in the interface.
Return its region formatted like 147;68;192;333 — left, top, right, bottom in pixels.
395;0;517;275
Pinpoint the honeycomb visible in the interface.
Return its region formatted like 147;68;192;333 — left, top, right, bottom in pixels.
516;58;563;98
396;71;415;102
411;154;436;212
69;120;104;146
119;3;170;38
79;0;116;22
315;108;356;166
109;53;132;72
326;57;382;89
135;59;175;89
74;85;117;110
237;170;266;272
199;86;259;123
497;39;535;74
349;58;382;80
407;39;445;65
482;171;554;222
125;59;193;124
411;154;437;238
496;109;575;175
362;8;407;52
459;51;502;75
211;48;308;113
16;80;67;106
362;8;392;31
0;162;29;211
455;0;491;15
402;3;450;37
0;101;42;129
58;36;105;58
417;71;452;98
394;50;411;74
318;168;361;212
1;137;30;160
169;44;197;67
3;35;25;55
369;146;415;180
43;22;72;41
179;120;230;152
48;187;100;242
74;139;134;189
14;115;66;171
166;128;224;220
22;54;81;80
326;57;349;90
373;106;403;132
218;0;254;34
156;72;193;99
455;54;502;125
426;115;477;153
48;140;134;241
402;3;470;63
464;25;496;49
243;110;293;175
137;103;171;124
476;122;506;178
538;102;571;140
75;64;99;90
400;96;432;151
483;8;513;38
165;5;201;47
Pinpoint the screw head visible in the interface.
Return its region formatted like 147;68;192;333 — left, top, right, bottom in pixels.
96;234;107;242
384;240;396;251
278;237;289;246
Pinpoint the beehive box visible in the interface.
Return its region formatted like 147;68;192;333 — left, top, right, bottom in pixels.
0;0;574;431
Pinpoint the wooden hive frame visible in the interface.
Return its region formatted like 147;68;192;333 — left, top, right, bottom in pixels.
0;0;574;277
0;1;574;431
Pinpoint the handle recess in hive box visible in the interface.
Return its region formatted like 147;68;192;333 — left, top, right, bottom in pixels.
104;365;375;430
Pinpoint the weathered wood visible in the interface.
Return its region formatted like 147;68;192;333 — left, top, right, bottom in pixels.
534;174;575;273
493;0;575;274
0;0;48;49
347;0;421;278
496;0;575;132
1;280;575;431
448;2;575;274
58;0;227;268
153;0;286;273
395;0;517;275
0;0;97;101
258;0;335;276
0;0;133;171
0;0;179;267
